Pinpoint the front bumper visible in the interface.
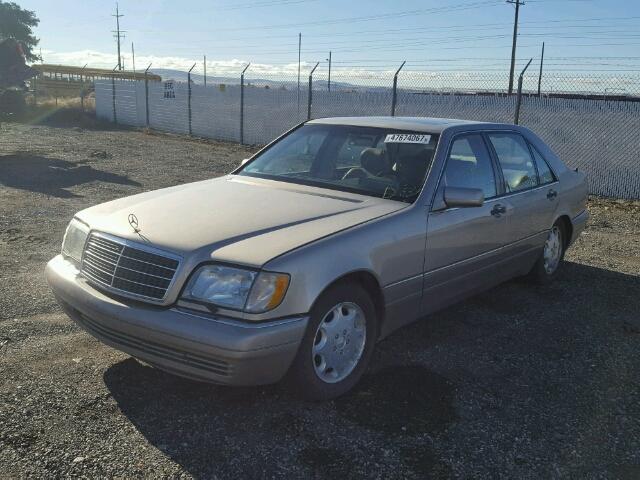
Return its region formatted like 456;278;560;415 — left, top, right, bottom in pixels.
45;255;308;385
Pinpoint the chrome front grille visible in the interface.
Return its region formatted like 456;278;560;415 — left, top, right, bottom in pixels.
81;233;180;301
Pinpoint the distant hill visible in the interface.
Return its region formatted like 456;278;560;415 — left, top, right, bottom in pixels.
151;68;238;85
149;68;370;91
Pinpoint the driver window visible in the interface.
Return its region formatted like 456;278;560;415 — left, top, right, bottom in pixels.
443;134;497;199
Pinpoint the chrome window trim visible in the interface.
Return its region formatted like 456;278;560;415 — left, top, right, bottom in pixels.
430;127;560;214
80;231;183;304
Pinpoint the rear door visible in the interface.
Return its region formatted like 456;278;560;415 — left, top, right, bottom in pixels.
422;133;509;314
485;132;556;262
527;141;561;228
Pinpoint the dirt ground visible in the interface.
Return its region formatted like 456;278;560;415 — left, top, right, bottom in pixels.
1;121;639;479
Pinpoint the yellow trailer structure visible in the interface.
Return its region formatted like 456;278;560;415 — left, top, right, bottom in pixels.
31;64;162;98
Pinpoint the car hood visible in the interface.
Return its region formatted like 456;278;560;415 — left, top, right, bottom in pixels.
76;175;406;267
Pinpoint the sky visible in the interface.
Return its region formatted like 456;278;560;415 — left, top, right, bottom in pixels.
15;0;640;79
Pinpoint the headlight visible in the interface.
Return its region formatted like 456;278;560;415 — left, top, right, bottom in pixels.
182;264;289;313
61;218;90;263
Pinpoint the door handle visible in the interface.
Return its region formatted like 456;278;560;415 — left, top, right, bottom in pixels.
491;204;506;217
547;189;557;200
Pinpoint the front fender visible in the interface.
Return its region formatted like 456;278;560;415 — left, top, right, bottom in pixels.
263;206;427;322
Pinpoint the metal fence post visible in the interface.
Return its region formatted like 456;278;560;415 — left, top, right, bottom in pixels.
187;63;196;135
307;62;320;120
240;63;250;145
537;42;545;97
111;76;117;124
514;58;533;125
144;63;152;127
391;61;406;117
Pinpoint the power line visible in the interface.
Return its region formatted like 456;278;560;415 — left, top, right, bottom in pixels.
95;1;640;75
209;1;503;31
130;16;640;43
165;29;640;52
214;0;319;10
160;38;640;57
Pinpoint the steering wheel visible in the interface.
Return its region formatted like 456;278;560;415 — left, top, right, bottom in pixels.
342;167;368;180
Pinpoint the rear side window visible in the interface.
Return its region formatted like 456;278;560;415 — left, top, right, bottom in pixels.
443;134;497;199
487;133;538;193
529;144;556;185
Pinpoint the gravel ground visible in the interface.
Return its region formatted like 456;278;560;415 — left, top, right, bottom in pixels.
1;121;639;479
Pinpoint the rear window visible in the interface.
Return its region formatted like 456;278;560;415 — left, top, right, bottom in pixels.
530;144;557;185
487;133;538;193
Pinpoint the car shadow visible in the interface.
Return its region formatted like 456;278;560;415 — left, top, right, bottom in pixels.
103;359;454;478
0;153;141;198
102;261;639;478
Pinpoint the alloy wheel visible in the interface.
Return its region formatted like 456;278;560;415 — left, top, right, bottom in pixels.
543;226;562;274
311;302;367;384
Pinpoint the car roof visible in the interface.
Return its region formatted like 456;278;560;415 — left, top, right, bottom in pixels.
306;116;493;134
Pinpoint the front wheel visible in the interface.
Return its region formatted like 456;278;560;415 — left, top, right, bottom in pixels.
529;222;565;284
286;282;377;401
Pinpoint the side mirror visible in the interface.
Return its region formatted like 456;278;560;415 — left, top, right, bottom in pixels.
444;187;484;208
240;158;250;167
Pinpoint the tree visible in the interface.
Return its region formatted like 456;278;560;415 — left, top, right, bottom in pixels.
0;2;39;62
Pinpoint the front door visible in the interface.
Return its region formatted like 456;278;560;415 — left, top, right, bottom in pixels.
422;133;510;314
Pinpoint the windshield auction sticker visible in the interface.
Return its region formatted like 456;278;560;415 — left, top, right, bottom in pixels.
384;133;432;144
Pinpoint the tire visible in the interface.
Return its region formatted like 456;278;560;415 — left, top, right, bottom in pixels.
286;281;378;401
529;220;566;285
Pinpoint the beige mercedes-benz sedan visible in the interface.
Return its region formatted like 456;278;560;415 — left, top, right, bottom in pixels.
46;117;588;400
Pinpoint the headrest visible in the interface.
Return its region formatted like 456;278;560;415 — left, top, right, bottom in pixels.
395;151;431;183
360;148;391;176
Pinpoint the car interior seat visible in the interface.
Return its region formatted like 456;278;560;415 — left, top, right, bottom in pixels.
360;148;393;177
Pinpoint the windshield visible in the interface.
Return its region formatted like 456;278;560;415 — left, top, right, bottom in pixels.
238;124;439;203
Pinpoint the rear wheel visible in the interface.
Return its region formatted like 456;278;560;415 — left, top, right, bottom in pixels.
287;282;377;401
529;221;566;284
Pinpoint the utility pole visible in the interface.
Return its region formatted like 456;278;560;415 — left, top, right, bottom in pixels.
537;41;544;96
131;42;136;73
297;33;301;118
112;3;125;71
327;51;332;92
204;55;207;87
507;0;524;95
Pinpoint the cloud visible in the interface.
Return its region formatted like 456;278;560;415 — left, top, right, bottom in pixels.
38;49;323;76
35;49;473;87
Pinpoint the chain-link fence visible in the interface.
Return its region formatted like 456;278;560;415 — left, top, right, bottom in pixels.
95;68;640;199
